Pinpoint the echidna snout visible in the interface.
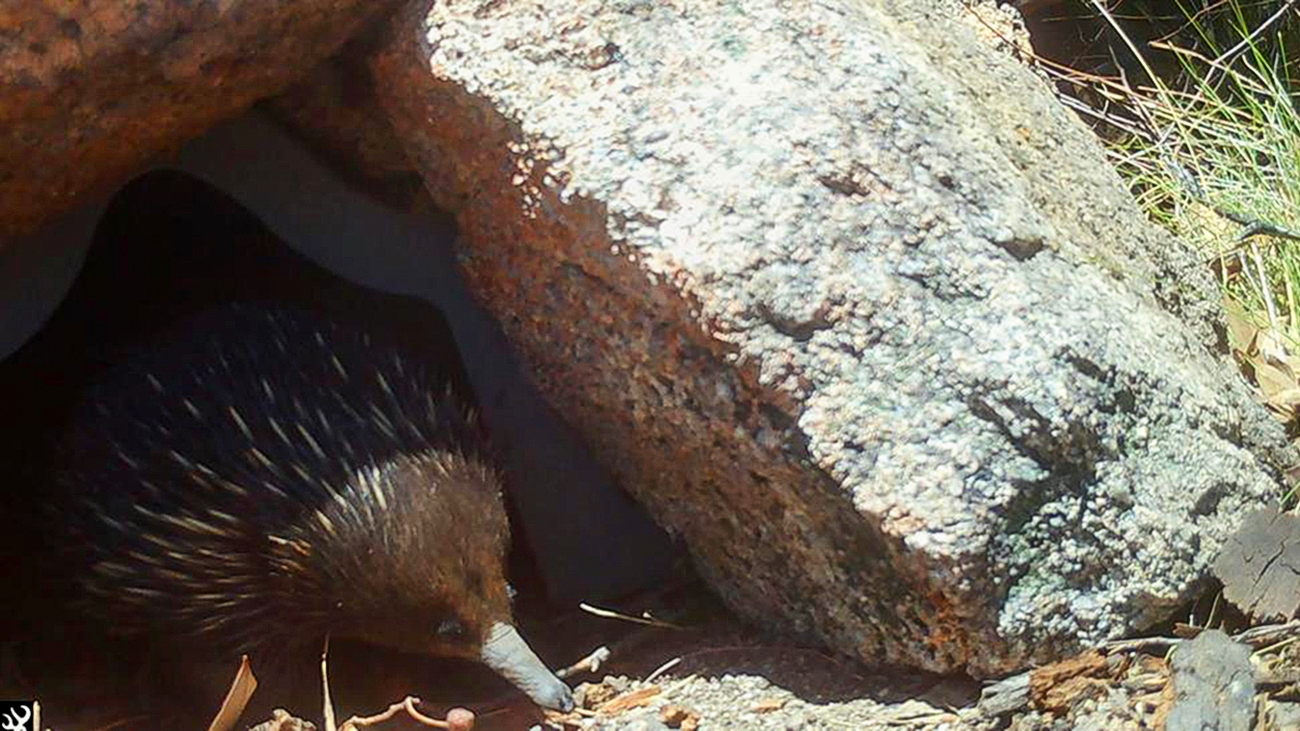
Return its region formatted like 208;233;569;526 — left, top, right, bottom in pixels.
280;451;573;710
50;303;573;710
482;622;576;712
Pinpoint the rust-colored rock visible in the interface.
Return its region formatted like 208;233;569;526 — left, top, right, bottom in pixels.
0;0;401;244
263;33;430;212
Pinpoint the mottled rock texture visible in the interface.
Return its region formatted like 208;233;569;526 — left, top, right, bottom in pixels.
0;0;400;243
367;0;1293;676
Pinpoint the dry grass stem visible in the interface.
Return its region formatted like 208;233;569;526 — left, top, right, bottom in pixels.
578;603;684;629
644;657;681;684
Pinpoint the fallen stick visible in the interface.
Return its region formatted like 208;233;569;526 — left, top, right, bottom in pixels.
207;656;258;731
557;645;611;679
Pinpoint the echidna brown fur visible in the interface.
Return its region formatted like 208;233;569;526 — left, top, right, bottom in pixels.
49;302;515;663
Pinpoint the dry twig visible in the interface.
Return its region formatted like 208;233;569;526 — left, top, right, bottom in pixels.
207;655;258;731
339;697;473;731
597;687;662;714
322;638;338;731
645;657;681;684
319;635;474;730
557;645;611;679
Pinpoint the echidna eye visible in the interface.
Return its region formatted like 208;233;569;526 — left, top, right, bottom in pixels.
436;619;465;638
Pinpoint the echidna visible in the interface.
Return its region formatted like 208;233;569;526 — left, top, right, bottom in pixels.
48;302;573;711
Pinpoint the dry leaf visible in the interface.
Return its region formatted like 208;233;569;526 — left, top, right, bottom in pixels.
1257;328;1291;363
1190;202;1239;246
1225;298;1261;357
1269;388;1300;411
1255;360;1295;398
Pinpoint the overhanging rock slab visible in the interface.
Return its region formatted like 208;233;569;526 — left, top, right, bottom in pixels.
0;0;402;242
371;0;1290;674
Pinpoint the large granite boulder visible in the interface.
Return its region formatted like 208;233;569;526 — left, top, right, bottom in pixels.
366;0;1292;674
0;0;402;242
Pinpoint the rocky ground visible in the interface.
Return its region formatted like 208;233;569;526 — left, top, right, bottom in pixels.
240;602;1300;730
244;612;986;731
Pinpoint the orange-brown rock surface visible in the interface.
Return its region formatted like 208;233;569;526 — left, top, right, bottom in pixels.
0;0;401;243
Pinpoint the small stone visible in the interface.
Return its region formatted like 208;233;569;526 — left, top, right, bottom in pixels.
445;707;475;731
248;709;316;731
1166;630;1254;731
660;704;700;728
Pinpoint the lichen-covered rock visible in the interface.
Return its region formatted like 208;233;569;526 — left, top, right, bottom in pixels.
0;0;401;242
370;0;1291;674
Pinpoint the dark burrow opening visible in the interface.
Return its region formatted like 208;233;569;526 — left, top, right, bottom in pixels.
0;110;714;730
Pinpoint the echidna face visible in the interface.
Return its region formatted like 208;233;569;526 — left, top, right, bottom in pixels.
270;451;515;659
